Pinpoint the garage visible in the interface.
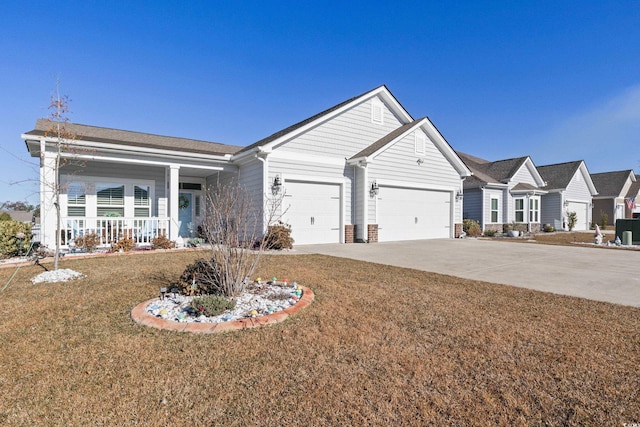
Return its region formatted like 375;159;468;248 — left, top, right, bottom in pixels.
282;180;341;245
566;201;588;231
377;186;451;242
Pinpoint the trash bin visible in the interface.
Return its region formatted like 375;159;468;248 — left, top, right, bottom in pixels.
622;231;633;246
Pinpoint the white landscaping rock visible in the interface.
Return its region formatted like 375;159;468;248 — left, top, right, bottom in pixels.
31;269;86;284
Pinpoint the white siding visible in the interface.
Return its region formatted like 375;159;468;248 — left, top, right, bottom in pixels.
275;97;403;158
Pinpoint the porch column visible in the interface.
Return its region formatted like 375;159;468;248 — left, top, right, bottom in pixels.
40;144;57;249
169;165;180;241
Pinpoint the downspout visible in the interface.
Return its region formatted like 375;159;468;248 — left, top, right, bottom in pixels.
356;160;368;242
255;152;268;233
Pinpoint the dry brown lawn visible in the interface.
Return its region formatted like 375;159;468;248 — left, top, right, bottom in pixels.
0;249;638;426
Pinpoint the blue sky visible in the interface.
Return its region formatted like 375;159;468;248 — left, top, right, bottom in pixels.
2;1;640;205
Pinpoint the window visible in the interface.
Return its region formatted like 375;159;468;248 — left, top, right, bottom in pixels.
529;198;539;222
515;198;524;222
66;183;86;217
195;195;201;217
490;197;499;223
134;185;150;217
97;183;125;216
371;98;384;124
415;132;426;154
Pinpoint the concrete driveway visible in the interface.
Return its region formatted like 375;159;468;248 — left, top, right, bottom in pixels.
295;239;640;307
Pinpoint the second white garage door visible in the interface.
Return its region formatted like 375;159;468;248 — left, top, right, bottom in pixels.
566;201;588;231
377;186;451;242
282;181;341;245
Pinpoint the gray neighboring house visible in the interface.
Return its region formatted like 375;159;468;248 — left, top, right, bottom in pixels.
23;85;471;249
457;152;547;233
537;161;598;231
590;170;636;226
0;210;33;223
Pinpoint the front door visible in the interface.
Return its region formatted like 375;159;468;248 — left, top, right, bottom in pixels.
178;192;193;237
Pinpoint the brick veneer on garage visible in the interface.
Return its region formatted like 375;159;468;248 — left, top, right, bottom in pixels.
455;223;463;238
367;224;378;243
345;224;354;243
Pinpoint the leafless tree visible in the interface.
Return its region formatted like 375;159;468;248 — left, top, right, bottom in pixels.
197;180;285;297
43;82;77;270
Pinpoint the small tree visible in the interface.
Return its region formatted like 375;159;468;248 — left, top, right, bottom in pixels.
600;212;608;230
196;180;284;297
566;211;577;231
43;82;78;270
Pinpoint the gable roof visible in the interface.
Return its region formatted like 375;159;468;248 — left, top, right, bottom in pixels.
537;161;583;189
24;119;242;157
348;118;471;177
234;85;413;157
458;152;533;185
590;170;636;198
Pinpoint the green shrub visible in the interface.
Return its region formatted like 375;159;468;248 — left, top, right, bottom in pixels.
75;232;100;253
0;220;32;258
462;219;482;237
261;221;294;249
600;213;608;230
152;234;176;250
566;211;577;231
0;212;12;221
190;295;236;317
483;229;497;237
543;224;555;232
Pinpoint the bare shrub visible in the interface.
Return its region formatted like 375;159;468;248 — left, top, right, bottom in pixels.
75;232;100;253
152;234;175;250
197;180;283;297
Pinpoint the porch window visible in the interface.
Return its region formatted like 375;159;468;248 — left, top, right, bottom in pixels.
194;195;201;217
515;198;524;222
67;183;86;217
490;197;499;223
134;185;150;217
529;198;539;222
97;184;125;216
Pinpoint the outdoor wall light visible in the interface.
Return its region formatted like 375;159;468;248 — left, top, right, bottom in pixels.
370;181;379;197
456;191;464;201
417;158;424;165
272;175;282;195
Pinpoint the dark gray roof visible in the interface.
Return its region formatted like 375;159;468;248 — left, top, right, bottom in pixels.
626;174;640;198
591;170;634;197
236;85;405;154
25;119;243;156
350;120;418;159
511;183;539;191
457;151;529;185
537;161;583;190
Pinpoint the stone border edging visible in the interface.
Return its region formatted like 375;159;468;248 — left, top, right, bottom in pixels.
131;286;314;333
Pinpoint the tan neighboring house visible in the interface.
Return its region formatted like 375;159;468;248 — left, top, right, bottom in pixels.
590;170;637;226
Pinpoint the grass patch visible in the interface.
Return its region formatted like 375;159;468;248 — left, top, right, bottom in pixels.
0;250;638;425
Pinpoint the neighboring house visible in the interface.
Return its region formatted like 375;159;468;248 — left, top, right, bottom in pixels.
537;161;598;231
0;210;33;223
457;152;547;233
590;170;637;226
23;85;471;249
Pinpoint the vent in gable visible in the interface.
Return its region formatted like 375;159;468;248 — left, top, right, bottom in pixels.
415;132;426;154
371;98;384;124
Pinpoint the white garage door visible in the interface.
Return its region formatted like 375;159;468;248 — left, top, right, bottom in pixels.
282;181;341;245
566;201;588;231
377;187;451;242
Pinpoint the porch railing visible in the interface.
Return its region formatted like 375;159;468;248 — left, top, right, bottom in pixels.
60;217;170;248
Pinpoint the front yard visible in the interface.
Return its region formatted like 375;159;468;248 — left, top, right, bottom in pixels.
0;250;638;425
